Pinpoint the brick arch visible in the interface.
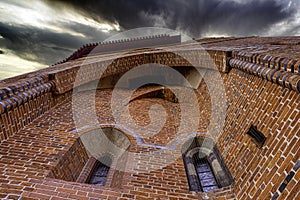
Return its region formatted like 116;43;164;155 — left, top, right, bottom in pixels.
50;126;133;188
75;124;138;146
79;127;132;159
77;126;135;189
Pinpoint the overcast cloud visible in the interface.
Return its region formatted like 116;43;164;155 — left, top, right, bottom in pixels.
0;0;299;79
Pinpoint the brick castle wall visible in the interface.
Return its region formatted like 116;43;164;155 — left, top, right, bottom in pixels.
218;68;299;200
48;139;89;182
0;36;299;199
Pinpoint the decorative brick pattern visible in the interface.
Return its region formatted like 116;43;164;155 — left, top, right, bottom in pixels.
54;34;181;65
232;51;300;74
272;160;300;200
229;58;300;94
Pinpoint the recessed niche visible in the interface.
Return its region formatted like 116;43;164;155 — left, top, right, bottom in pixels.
49;127;131;188
181;136;234;192
246;125;266;148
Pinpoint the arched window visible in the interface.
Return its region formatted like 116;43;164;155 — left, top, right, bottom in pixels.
193;154;219;192
88;156;112;186
75;127;132;188
182;136;233;192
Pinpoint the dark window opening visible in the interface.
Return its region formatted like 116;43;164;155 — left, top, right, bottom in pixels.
128;75;166;89
182;137;234;193
193;155;219;192
88;162;110;186
87;156;112;186
246;125;266;148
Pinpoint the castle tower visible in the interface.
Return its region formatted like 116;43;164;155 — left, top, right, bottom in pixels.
0;36;299;200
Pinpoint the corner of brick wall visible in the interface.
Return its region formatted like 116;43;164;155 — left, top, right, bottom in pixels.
49;138;89;182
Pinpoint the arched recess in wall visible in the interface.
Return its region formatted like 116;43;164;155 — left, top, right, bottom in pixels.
129;87;179;104
77;127;131;188
123;66;202;90
49;127;131;188
127;66;204;104
171;66;203;89
72;64;203;93
181;136;234;193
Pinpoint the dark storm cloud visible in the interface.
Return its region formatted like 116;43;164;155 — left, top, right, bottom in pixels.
0;22;112;65
45;0;298;37
166;0;297;36
45;0;161;29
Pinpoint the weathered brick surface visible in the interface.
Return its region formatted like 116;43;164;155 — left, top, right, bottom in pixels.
48;139;89;182
0;36;299;199
218;68;300;200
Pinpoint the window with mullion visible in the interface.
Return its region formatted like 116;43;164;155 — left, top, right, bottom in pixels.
88;162;110;186
193;155;219;192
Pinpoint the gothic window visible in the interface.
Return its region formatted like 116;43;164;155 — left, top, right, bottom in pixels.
193;155;219;192
79;155;112;186
88;161;110;186
182;137;234;193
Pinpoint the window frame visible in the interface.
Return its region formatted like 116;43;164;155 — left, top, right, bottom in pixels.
182;137;234;192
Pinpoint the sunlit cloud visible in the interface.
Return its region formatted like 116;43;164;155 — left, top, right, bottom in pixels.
202;32;231;38
0;0;299;81
264;2;300;36
0;0;120;37
0;49;47;80
0;0;121;80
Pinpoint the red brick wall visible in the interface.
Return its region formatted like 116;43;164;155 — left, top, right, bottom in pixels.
0;91;52;141
48;138;89;182
218;68;300;200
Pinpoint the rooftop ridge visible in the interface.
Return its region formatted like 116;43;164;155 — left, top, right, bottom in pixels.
53;34;181;65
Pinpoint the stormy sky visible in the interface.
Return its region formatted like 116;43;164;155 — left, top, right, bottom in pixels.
0;0;299;80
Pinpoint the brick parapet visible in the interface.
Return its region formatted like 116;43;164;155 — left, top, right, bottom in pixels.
0;81;53;114
232;50;300;74
54;34;181;65
49;49;230;94
229;58;300;93
0;75;56;142
0;77;73;143
229;50;300;94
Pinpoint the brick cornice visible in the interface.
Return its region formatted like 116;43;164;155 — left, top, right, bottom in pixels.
229;55;300;94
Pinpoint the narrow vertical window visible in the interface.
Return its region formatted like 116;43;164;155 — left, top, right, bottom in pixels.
87;156;112;186
182;137;234;193
193;155;219;192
